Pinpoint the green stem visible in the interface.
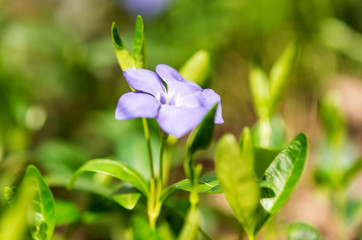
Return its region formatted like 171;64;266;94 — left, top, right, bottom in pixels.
142;118;155;179
159;131;168;187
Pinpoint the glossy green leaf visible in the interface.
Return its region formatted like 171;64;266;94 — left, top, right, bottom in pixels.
187;104;218;156
55;200;80;226
25;165;56;240
113;192;141;210
111;22;135;70
269;42;297;113
288;222;321;240
132;15;147;68
68;159;149;197
132;215;161;240
179;50;211;87
165;174;221;195
216;129;260;237
249;62;270;119
177;206;200;240
256;133;308;232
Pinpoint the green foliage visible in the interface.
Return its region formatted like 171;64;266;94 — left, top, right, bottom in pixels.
256;133;308;232
68;159;149;198
113;192;142;210
55;200;80;226
112;15;147;70
25;165;56;240
132;215;161;240
216;128;260;238
288;222;322;240
179;50;211;88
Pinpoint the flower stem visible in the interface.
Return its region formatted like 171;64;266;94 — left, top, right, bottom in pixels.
159;131;168;187
142;118;155;180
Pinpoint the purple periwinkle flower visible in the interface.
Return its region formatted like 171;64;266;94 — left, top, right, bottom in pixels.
115;64;223;138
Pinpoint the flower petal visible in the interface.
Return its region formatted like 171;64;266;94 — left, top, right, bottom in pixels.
177;89;224;124
155;64;202;97
115;92;161;120
123;68;166;97
199;89;224;124
156;105;207;138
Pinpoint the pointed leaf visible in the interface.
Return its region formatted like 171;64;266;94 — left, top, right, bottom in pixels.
187;104;217;156
269;42;297;113
68;159;149;197
256;133;308;232
111;22;135;70
216;129;260;237
113;192;141;210
288;222;321;240
249;62;270;119
253;147;280;179
132;15;147;68
25;165;56;240
179;50;211;87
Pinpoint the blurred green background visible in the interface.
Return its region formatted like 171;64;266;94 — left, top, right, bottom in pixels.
1;0;362;239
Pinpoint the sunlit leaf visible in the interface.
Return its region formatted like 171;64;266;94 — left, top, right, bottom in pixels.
256;133;308;232
111;22;135;70
68;159;149;197
164;174;221;195
216;129;260;237
253;147;280;179
113;192;141;210
187;104;218;156
3;186;16;203
269;42;297;113
288;222;321;240
179;50;211;87
132;15;147;68
25;165;56;240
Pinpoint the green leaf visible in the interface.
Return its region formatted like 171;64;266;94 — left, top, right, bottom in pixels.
132;215;161;240
25;165;56;240
343;157;362;185
113;192;141;210
55;200;80;226
187;104;218;156
288;222;321;240
215;129;260;237
179;50;211;87
249;62;270;119
253;147;280;179
132;15;147;68
269;42;297;113
111;22;135;70
68;159;149;197
0;173;35;240
256;133;308;232
164;174;221;195
177;206;200;240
